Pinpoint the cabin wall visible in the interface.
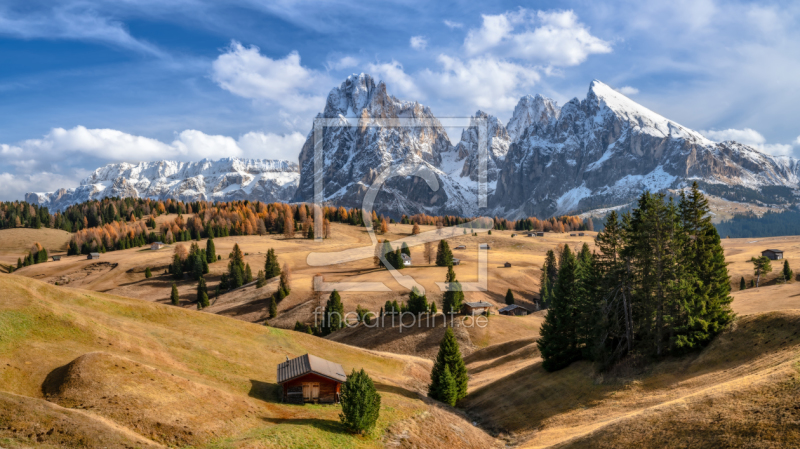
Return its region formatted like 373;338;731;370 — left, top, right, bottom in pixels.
281;373;341;404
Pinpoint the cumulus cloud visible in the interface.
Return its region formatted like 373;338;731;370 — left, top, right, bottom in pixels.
443;20;463;29
615;86;639;95
410;35;427;50
464;9;612;67
211;41;327;113
795;135;800;145
701;128;794;157
0;171;89;200
325;55;359;71
367;60;425;100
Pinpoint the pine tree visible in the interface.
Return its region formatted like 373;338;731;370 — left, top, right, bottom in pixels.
750;279;755;288
441;265;464;315
206;237;216;263
740;276;746;290
145;267;152;278
394;248;404;270
324;290;345;334
537;244;581;371
245;263;253;283
264;248;280;279
750;256;772;287
437;365;458;406
197;276;209;309
339;368;381;434
504;289;515;305
784;260;794;282
435;240;453;266
170;283;180;306
401;242;410;257
269;296;277;318
256;270;266;288
171;254;183;280
428;327;468;402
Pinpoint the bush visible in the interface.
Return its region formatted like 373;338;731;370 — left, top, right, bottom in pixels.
339;368;381;434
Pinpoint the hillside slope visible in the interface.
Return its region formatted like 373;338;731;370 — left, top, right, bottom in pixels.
0;274;499;448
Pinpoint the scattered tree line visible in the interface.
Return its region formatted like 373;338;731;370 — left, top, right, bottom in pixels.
16;242;49;269
538;184;735;371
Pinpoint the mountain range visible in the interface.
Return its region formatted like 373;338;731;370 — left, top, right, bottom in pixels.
28;74;800;218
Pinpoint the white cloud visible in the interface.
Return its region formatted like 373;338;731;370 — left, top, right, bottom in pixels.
418;55;540;111
211;41;327;113
410;35;427;50
700;128;795;157
464;9;612;67
0;7;164;57
615;86;639;95
237;131;306;160
0;171;88;201
795;136;800;145
326;55;359;71
443;20;463;29
367;60;424;100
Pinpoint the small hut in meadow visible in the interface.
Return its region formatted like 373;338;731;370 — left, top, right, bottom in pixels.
277;354;347;404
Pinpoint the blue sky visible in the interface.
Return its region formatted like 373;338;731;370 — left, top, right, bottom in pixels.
1;0;799;200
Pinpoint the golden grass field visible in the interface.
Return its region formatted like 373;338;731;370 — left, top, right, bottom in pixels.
3;221;800;447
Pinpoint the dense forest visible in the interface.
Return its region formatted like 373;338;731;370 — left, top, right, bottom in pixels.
538;183;734;371
715;210;800;238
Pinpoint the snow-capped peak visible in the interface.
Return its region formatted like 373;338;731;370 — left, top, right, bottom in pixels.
507;94;561;143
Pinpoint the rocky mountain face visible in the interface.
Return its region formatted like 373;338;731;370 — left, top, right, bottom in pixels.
493;80;800;218
292;73;478;217
26;158;299;211
30;76;800;218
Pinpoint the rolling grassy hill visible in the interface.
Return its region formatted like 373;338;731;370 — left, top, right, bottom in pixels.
0;274;498;448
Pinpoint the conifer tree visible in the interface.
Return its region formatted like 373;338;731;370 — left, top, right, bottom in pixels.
537;244;581;371
279;262;291;295
227;243;246;289
269;296;277;318
740;276;746;290
441;265;464;315
170;283;180;306
324;290;345;334
171;254;183;280
256;270;266;288
750;256;772;287
264;248;280;279
437;365;458;406
394;248;404;270
504;289;515;305
428;327;468;402
784;260;793;282
401;242;410;256
206;237;216;263
339;368;381;434
435;240;453;266
750;279;755;288
145;267;152;278
245;263;253;283
197;276;209;309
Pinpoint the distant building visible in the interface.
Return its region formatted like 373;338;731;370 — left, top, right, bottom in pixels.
480;244;491;250
51;255;61;262
536;232;545;237
454;245;466;250
401;253;411;266
462;301;492;315
570;233;576;237
504;262;511;268
277;354;347;404
452;258;461;265
498;304;531;316
151;242;166;250
762;249;784;260
578;232;585;236
87;253;100;260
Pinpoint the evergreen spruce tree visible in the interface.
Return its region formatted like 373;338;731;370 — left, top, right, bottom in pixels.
269;296;277;318
435;240;453;266
264;248;280;279
750;279;755;288
504;289;515;305
784;260;793;282
428;327;468;402
206;237;216;263
245;263;253;283
401;242;410;257
197;276;209;309
437;365;458;406
324;290;345;334
441;265;464;315
740;276;746;290
170;283;180;306
394;248;404;270
171;254;183;280
145;267;152;278
339;368;381;434
537;244;581;371
228;243;246;288
256;270;266;288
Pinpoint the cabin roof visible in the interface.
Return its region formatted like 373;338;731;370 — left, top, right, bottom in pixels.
764;249;784;253
89;252;100;257
464;301;492;308
277;353;347;384
498;304;529;313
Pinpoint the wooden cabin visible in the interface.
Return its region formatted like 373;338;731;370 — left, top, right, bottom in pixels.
504;262;511;268
462;301;492;315
277;354;347;404
762;249;784;260
151;242;166;250
536;232;545;237
51;256;61;262
452;258;461;265
87;253;100;260
480;244;491;250
578;232;585;236
454;245;466;250
570;233;576;237
401;253;411;266
498;304;531;316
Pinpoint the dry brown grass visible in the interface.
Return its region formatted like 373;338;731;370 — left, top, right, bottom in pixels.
0;227;72;262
